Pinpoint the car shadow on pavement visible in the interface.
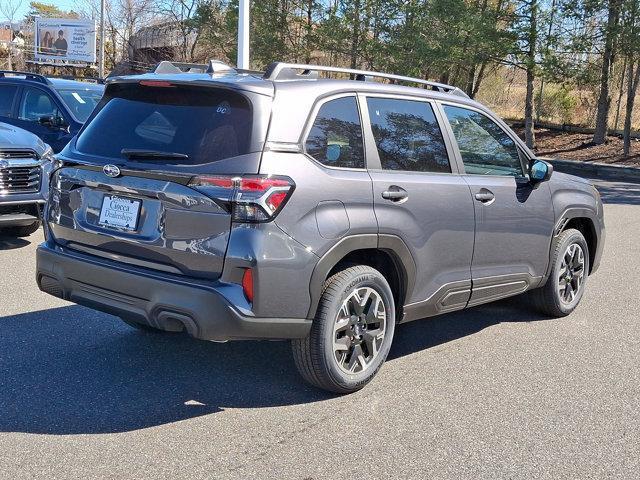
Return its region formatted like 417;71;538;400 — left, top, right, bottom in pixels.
0;236;31;250
0;300;550;435
593;178;640;205
389;296;549;360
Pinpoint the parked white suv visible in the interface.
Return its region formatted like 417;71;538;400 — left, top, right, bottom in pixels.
0;122;52;236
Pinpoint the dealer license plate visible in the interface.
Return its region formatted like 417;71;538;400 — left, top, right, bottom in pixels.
98;195;141;232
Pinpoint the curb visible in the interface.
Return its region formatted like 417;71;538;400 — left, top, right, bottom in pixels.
541;157;640;182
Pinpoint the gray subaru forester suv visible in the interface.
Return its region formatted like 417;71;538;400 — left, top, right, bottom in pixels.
36;61;605;393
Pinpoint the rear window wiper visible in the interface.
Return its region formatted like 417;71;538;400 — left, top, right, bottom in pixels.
121;149;189;160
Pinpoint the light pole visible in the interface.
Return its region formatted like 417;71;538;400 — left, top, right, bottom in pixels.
99;0;105;78
237;0;249;69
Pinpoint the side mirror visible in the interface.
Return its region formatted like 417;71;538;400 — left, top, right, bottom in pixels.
38;115;55;127
530;159;553;183
39;115;68;131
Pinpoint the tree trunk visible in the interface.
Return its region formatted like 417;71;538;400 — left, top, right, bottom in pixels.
623;60;640;157
524;0;538;149
465;64;476;98
614;57;627;131
471;61;488;99
525;67;536;149
593;0;622;145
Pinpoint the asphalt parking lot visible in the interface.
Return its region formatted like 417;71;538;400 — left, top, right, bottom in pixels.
1;176;638;479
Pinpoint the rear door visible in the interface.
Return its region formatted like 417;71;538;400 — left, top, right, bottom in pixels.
439;103;554;305
361;94;476;321
48;81;269;280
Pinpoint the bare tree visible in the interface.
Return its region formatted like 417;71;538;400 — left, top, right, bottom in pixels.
80;0;156;72
0;0;24;69
153;0;212;62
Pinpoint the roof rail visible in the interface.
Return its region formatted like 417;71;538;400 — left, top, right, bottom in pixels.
152;60;262;76
0;70;50;85
263;63;470;98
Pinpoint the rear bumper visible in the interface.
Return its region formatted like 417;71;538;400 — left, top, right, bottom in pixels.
36;243;312;341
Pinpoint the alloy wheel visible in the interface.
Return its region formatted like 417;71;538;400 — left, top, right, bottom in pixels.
558;243;585;305
332;287;386;374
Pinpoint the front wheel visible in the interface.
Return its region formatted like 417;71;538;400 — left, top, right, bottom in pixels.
529;228;589;317
292;265;396;394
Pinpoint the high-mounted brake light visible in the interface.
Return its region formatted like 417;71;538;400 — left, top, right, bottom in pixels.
188;175;295;223
139;80;175;88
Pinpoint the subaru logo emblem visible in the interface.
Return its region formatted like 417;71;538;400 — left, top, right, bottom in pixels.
103;164;121;178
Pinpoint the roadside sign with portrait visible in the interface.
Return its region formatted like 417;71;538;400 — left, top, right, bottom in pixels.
35;18;96;63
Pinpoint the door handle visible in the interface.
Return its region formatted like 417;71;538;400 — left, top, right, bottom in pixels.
381;186;408;202
474;189;495;203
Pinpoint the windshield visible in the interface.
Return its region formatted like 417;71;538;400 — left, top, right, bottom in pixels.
55;87;104;123
75;83;253;165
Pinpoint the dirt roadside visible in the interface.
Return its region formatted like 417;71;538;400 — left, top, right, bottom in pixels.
513;128;640;167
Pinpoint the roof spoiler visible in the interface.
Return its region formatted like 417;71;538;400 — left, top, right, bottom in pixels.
152;60;262;76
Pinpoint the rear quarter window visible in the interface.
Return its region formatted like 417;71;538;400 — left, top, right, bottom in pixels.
75;83;253;165
304;96;365;169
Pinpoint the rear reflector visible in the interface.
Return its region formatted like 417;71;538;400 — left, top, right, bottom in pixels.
242;269;254;303
188;175;295;223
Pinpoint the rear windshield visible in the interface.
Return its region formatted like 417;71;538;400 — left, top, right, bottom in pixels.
75;83;252;165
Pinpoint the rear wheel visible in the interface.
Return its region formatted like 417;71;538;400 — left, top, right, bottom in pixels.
292;265;395;394
529;228;589;317
4;221;41;237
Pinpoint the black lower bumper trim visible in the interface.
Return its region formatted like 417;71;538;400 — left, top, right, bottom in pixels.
0;213;39;227
36;244;312;341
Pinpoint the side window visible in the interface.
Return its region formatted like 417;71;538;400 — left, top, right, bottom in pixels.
367;97;451;173
19;87;62;122
0;85;18;116
305;96;364;169
443;105;523;177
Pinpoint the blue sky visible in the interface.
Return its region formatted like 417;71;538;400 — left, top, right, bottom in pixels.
4;0;82;22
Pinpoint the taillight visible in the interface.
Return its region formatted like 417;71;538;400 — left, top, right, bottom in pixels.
242;268;254;303
188;175;295;223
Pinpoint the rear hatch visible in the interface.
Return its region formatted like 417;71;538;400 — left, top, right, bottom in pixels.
47;78;272;279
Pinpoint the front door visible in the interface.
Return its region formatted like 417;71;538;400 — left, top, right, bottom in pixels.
14;86;73;152
361;95;476;321
441;103;554;306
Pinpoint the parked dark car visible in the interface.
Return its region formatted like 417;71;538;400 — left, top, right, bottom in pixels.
0;122;53;236
0;71;104;153
36;61;605;393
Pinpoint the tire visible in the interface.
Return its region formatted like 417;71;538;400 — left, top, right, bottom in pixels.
4;221;41;237
292;265;396;394
529;228;589;317
119;317;171;333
